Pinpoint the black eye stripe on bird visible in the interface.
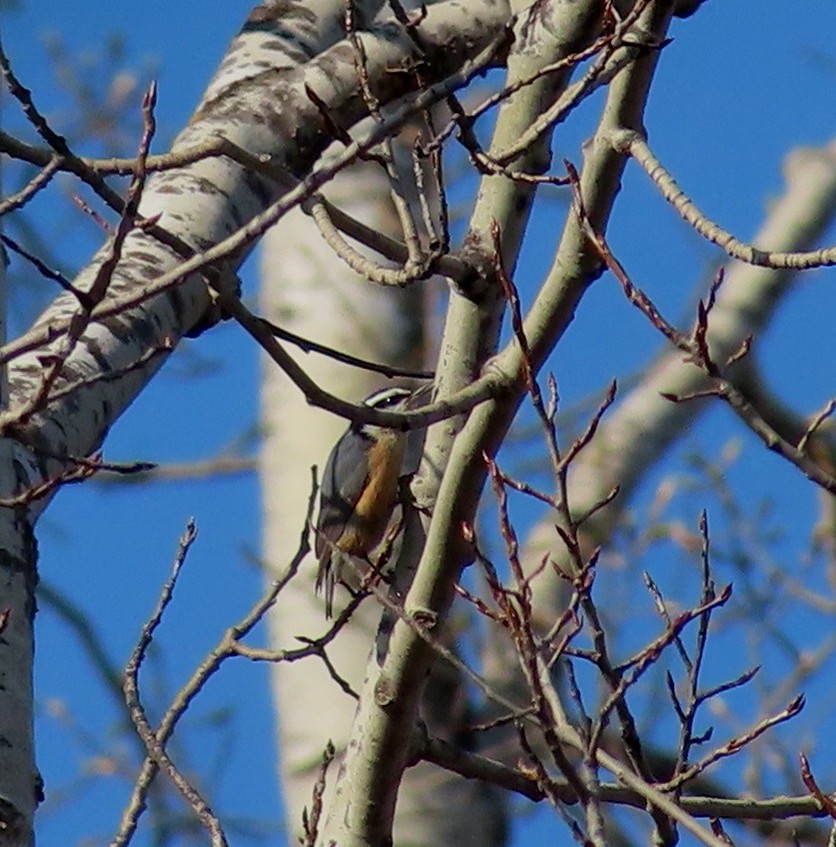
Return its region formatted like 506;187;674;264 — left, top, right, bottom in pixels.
314;386;415;617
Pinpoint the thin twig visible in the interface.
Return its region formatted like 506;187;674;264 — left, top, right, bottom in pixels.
122;520;229;847
612;131;836;269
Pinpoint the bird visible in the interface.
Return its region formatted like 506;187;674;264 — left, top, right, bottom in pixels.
314;386;414;617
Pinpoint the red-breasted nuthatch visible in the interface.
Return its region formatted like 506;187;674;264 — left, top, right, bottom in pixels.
314;386;413;616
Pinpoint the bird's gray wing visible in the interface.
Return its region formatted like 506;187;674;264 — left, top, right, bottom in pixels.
315;428;372;615
314;427;371;559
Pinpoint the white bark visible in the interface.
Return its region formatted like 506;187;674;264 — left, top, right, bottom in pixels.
258;160;424;836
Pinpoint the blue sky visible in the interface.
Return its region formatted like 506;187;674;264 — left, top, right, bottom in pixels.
2;2;836;845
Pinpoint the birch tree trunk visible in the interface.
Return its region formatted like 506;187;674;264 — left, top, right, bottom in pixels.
258;157;505;844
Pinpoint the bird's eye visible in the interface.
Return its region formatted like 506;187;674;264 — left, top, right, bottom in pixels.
379;393;408;408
